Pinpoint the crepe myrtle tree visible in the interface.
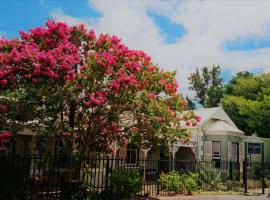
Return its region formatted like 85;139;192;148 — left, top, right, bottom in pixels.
0;20;200;156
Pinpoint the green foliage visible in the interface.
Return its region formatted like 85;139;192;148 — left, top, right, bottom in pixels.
198;163;222;191
188;65;224;108
109;170;143;198
265;177;270;188
223;180;243;192
185;173;199;195
159;171;199;195
223;72;270;137
159;171;185;193
71;184;117;200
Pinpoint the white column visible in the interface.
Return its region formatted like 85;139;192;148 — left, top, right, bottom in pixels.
191;147;199;160
141;148;151;181
169;143;180;171
110;141;120;168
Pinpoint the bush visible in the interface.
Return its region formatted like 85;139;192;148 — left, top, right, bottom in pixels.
159;171;185;193
198;163;222;191
110;169;143;199
185;173;199;195
265;177;270;188
71;184;117;200
159;171;199;195
247;179;261;189
60;180;81;200
224;180;243;192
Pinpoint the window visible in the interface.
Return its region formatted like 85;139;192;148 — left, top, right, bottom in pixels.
212;141;221;160
126;143;137;164
231;142;239;162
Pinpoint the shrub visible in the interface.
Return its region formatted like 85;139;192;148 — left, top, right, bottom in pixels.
198;163;222;191
224;180;243;192
265;177;270;188
185;173;199;195
159;171;185;193
110;169;143;199
247;179;261;189
60;181;81;200
71;184;117;200
159;171;199;195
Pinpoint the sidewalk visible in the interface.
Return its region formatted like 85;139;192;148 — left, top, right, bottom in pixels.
158;194;269;200
154;189;270;200
157;192;270;200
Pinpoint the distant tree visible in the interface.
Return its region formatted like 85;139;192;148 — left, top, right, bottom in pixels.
186;96;196;110
225;71;254;95
188;65;224;108
223;73;270;138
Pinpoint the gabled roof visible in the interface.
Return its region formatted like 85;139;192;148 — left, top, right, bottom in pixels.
193;107;238;128
206;120;244;135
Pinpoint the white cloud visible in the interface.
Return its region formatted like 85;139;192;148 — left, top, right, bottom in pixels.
50;0;270;95
49;8;97;30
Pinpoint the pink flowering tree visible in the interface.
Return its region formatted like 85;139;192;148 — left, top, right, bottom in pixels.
0;20;200;156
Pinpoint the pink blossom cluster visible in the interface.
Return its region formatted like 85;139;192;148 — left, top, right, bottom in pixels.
0;20;180;107
86;91;107;107
0;131;12;153
0;104;8;112
185;115;202;127
147;93;156;99
62;132;70;137
0;20;92;88
159;78;178;94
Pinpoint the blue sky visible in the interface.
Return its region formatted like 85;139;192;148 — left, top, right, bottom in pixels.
1;0;270;94
0;0;100;38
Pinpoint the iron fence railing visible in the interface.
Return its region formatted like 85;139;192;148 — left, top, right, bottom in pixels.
0;155;267;199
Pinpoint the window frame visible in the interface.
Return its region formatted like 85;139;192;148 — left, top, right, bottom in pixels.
212;141;221;160
231;142;239;162
126;143;138;164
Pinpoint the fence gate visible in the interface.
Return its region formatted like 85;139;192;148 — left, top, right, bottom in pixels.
243;160;267;194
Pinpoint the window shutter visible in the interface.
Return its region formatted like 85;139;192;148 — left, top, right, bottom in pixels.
228;142;232;160
204;141;212;161
239;143;244;162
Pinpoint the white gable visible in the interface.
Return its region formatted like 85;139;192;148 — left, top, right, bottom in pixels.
205;120;244;135
194;107;238;128
192;107;244;136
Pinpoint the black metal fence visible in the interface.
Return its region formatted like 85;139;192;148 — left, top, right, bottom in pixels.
0;156;267;200
243;161;270;194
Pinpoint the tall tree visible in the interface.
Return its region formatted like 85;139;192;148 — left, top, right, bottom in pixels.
0;20;200;155
223;72;270;138
188;65;224;107
225;71;253;95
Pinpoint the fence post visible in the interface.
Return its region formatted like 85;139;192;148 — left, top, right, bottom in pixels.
261;143;265;195
157;159;160;195
243;160;247;193
262;162;265;194
238;161;240;181
229;160;232;180
105;157;110;193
